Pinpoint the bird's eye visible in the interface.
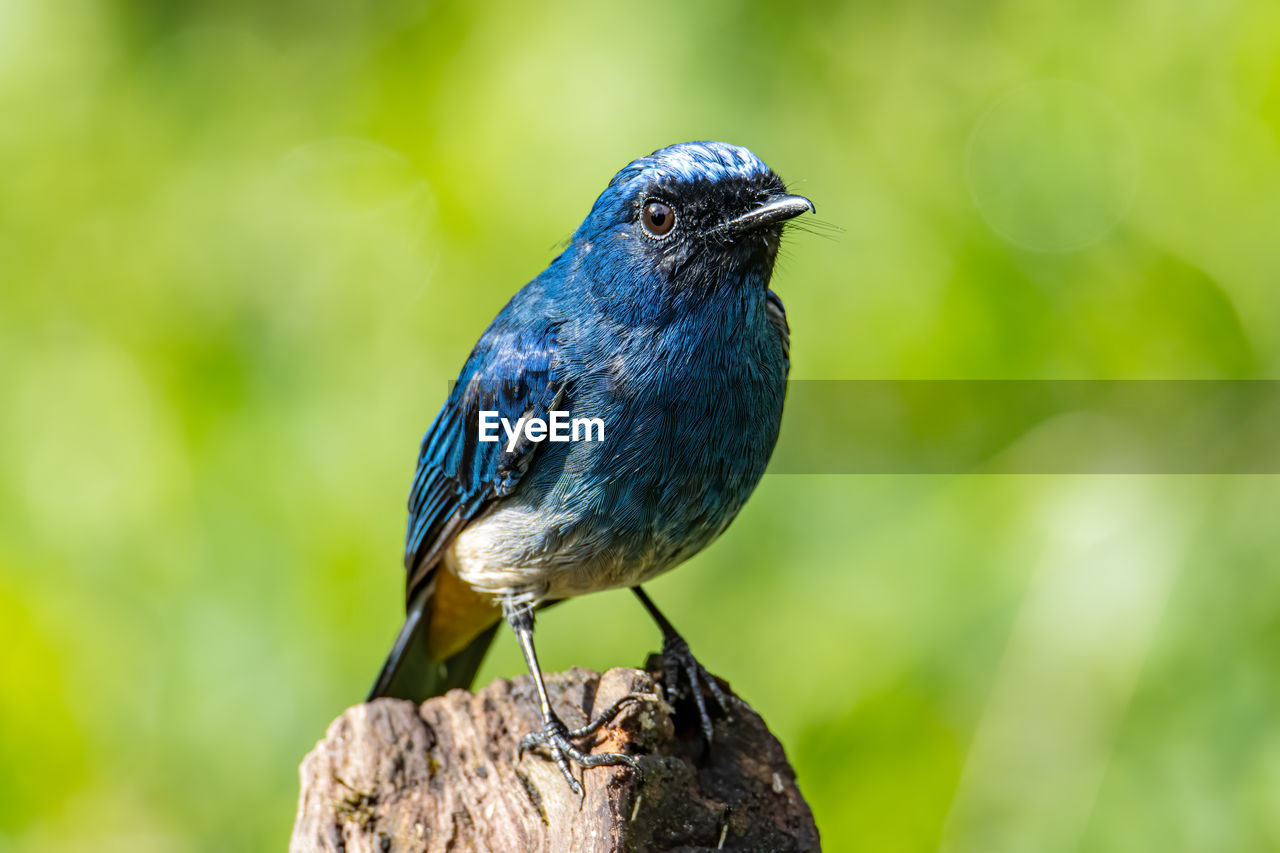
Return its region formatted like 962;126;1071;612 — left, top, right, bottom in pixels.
641;199;676;238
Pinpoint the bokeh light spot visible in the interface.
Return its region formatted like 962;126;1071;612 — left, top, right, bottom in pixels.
967;80;1140;252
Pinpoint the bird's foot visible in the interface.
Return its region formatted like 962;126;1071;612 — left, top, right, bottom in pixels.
661;633;734;745
518;693;650;795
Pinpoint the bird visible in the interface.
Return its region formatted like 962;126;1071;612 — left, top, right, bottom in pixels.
367;140;813;793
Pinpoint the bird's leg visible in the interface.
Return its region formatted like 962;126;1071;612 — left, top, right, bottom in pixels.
505;600;644;795
632;586;733;744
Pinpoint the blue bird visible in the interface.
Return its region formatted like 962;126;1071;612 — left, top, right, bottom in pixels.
368;141;813;791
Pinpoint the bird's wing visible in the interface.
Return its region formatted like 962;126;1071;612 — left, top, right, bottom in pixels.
765;288;791;365
402;288;562;601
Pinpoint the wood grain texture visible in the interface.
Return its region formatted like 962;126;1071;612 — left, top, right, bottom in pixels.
292;663;818;852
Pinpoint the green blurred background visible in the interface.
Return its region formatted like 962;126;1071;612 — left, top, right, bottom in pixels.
2;1;1279;850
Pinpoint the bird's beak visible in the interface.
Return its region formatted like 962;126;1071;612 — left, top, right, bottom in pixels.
719;194;815;235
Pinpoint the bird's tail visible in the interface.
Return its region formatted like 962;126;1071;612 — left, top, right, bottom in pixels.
367;571;502;703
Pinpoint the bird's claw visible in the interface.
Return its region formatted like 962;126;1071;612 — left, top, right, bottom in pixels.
518;694;649;794
661;633;734;745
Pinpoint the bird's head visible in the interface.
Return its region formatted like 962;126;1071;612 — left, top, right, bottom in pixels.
567;141;813;313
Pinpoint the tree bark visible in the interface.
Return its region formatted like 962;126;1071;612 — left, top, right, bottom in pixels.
291;661;818;852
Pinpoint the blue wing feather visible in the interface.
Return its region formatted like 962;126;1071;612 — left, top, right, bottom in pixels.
402;279;562;599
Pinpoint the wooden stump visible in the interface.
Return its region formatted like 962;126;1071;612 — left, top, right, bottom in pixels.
291;662;818;852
